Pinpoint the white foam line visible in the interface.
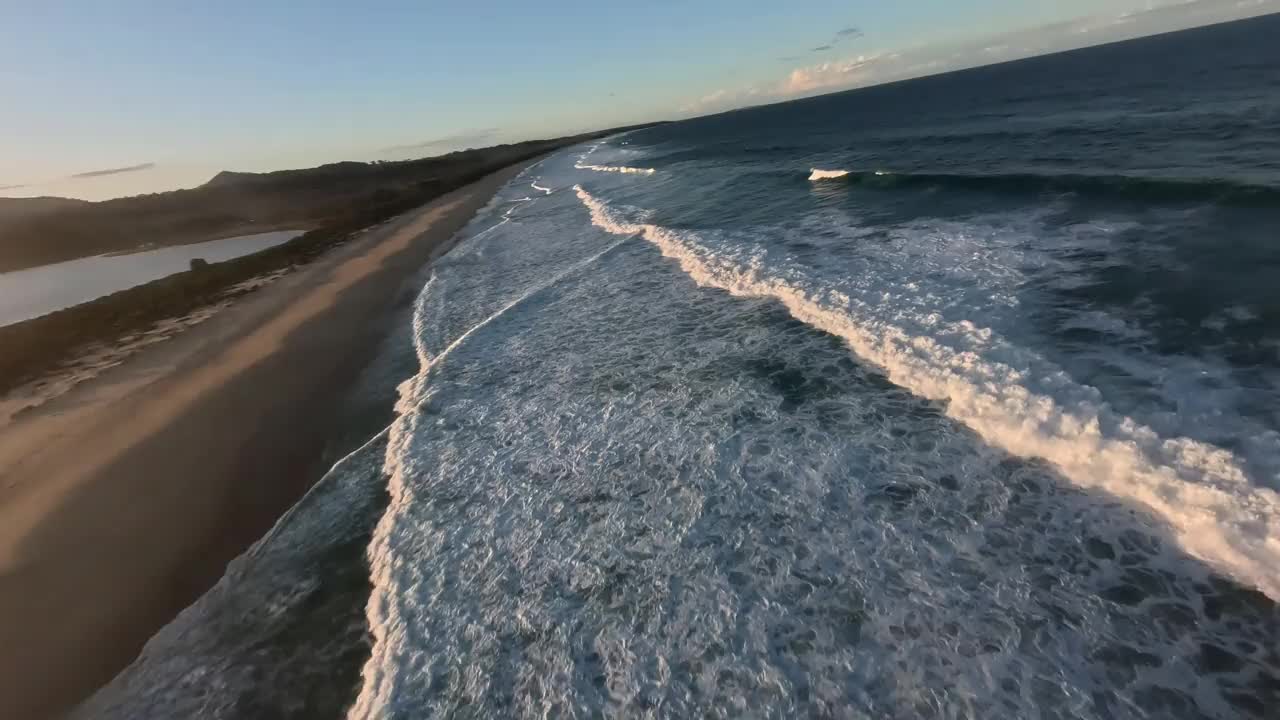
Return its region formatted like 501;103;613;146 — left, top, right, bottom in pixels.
574;184;1280;600
411;230;635;397
575;161;656;176
350;229;639;720
469;217;510;241
513;157;549;183
465;197;534;241
531;180;553;195
574;141;655;175
251;426;393;555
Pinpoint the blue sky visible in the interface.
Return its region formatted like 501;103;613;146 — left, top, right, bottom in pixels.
2;0;1275;200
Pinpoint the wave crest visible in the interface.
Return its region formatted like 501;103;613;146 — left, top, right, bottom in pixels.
574;161;656;176
574;141;656;176
809;168;851;181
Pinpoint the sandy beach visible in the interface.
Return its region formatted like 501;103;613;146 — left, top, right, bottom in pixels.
0;164;527;718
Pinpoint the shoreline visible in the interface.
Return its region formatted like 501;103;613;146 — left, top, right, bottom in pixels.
0;163;528;718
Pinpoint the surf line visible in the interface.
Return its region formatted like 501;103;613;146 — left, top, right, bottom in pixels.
573;183;1280;601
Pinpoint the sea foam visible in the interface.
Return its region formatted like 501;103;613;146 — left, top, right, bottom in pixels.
574;141;656;176
351;225;639;720
574;162;656;175
574;184;1280;600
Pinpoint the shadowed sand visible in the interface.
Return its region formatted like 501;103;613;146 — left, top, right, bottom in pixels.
0;164;527;718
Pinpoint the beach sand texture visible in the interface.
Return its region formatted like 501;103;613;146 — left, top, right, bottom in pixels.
0;165;525;719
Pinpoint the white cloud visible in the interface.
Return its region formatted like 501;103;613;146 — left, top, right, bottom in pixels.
695;89;728;106
678;53;899;115
779;54;894;95
680;85;775;114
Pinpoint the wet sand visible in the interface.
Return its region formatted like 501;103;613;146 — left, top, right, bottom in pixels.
0;164;526;718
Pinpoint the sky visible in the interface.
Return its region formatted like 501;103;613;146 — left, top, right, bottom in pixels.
1;0;1275;201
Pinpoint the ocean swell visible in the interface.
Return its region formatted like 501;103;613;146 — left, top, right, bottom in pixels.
807;168;1280;205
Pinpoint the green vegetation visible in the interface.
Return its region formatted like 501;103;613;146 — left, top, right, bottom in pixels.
0;128;653;396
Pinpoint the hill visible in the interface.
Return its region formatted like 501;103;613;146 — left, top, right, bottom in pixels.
0;196;91;224
0;125;660;272
0;124;664;393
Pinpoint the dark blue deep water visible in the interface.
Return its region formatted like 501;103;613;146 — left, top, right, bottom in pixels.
84;15;1280;720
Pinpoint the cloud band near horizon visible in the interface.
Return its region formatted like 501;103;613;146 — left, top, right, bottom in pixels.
70;162;156;179
683;0;1274;116
380;128;501;155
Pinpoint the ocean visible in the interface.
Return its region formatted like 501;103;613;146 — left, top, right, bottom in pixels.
82;15;1280;719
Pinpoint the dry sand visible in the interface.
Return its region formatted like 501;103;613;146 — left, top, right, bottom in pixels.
0;164;527;718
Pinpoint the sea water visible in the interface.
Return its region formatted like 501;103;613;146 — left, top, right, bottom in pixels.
84;15;1280;719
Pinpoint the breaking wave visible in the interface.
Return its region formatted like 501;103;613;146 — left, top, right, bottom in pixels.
809;168;851;181
574;140;656;176
574;184;1280;600
574;161;657;176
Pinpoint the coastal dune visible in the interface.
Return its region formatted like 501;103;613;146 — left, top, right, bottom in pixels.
0;164;527;719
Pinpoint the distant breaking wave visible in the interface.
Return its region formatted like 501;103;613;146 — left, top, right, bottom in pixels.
810;168;893;181
574;161;656;176
808;167;1280;205
809;168;851;180
574;184;1280;601
574;141;656;176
